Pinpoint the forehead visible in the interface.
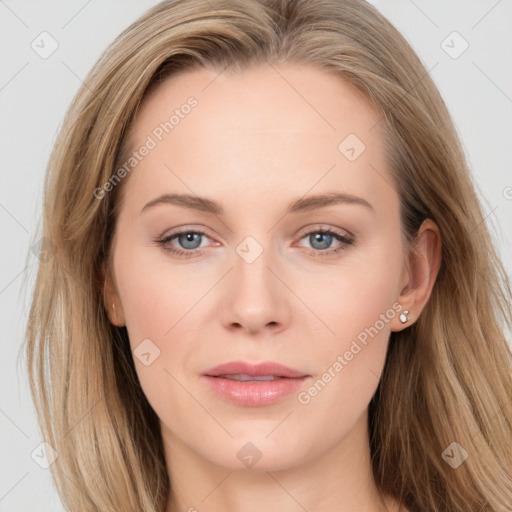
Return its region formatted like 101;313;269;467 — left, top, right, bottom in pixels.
122;63;393;214
132;63;381;144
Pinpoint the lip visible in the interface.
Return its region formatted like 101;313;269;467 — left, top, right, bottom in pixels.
203;360;308;379
202;360;311;407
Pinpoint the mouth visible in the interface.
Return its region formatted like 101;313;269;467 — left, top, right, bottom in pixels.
202;361;311;407
203;360;309;379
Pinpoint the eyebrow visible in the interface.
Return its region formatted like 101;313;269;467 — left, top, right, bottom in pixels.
140;192;375;216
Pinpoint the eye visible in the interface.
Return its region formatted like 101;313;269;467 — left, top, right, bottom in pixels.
155;225;354;258
155;228;217;258
295;225;354;257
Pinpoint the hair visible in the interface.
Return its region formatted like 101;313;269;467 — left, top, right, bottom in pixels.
25;0;512;511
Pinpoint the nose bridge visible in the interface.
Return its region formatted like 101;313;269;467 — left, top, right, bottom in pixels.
220;233;289;334
235;238;274;295
234;233;279;307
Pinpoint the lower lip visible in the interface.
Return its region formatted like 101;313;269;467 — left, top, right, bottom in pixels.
203;375;310;407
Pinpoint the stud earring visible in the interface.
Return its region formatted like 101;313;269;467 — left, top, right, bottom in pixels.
399;310;409;324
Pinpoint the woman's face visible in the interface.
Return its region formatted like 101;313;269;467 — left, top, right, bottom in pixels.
108;63;410;472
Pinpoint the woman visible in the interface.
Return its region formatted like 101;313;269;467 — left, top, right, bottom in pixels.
25;0;512;511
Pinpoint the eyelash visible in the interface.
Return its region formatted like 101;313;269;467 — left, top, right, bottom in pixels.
155;225;354;259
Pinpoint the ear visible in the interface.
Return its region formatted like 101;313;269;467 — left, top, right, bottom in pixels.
101;261;126;327
391;219;442;332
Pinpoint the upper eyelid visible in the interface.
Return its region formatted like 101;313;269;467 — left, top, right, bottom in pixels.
161;223;352;238
295;224;353;238
159;226;216;243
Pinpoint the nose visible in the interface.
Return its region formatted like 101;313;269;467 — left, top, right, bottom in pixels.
218;245;291;336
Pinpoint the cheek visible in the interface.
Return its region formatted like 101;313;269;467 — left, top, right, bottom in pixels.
287;298;397;460
114;240;208;344
293;230;403;414
299;225;403;348
112;240;215;411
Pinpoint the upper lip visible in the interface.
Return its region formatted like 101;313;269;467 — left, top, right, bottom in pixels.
203;360;309;378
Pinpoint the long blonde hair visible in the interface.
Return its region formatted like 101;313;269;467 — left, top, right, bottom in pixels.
25;1;512;510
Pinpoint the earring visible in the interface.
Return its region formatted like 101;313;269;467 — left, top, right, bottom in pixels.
399;310;409;324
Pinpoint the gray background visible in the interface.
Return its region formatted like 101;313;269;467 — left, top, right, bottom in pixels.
1;1;511;510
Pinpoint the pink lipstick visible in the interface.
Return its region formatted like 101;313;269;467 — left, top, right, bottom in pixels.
202;360;310;407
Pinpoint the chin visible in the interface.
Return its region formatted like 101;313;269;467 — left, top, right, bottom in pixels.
198;433;313;473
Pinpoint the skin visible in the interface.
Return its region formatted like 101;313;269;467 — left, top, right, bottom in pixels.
105;63;441;512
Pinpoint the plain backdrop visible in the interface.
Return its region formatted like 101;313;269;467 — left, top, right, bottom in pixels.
1;1;511;510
